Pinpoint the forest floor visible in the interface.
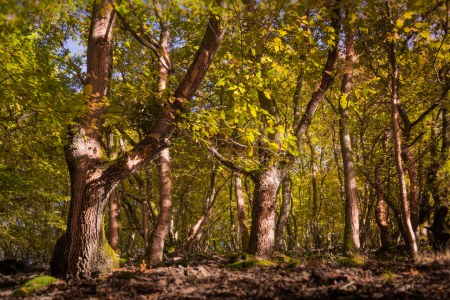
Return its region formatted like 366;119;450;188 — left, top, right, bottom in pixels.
1;249;450;299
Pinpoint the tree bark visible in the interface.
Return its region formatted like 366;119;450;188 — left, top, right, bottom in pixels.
235;174;249;251
374;163;390;251
147;149;171;266
386;12;418;254
51;1;226;278
339;23;360;255
247;167;281;259
108;188;120;252
274;173;291;251
178;172;229;255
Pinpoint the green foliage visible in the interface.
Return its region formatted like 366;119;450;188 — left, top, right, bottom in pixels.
382;270;395;283
13;276;55;296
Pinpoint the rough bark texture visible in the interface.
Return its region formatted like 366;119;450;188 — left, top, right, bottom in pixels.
52;0;118;279
339;23;360;255
247;167;281;260
274;173;291;251
108;189;120;252
386;19;418;255
374;163;390;251
52;0;226;278
235;174;249;251
147;149;171;266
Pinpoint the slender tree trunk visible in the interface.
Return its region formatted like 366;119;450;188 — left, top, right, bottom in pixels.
178;171;229;255
374;163;391;252
386;22;418;255
229;180;237;251
147;149;171;266
235;174;249;251
108;189;120;252
339;22;360;256
275;173;291;251
143;198;149;252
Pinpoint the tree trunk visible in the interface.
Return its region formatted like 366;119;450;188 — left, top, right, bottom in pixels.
274;173;291;251
147;149;171;266
339;23;360;255
50;0;118;279
247;167;281;259
51;3;226;277
386;18;418;255
178;173;229;255
374;163;391;251
235;174;249;251
108;188;120;252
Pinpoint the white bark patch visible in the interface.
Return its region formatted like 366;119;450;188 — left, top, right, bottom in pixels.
127;156;142;170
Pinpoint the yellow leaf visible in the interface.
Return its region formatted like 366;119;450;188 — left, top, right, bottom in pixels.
396;19;403;29
83;84;93;96
101;8;106;17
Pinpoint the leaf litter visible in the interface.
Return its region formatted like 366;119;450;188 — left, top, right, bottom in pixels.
1;251;450;299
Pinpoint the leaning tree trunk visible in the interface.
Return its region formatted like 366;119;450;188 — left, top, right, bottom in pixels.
147;149;171;266
51;1;226;278
178;171;229;255
274;173;291;251
339;23;360;256
235;174;249;251
386;15;418;255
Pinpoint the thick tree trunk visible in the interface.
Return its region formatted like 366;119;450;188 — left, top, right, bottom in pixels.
274;173;291;251
339;23;360;255
235;174;249;251
374;163;390;251
50;0;118;279
52;3;226;278
386;26;418;255
147;149;171;266
247;167;281;260
108;189;120;252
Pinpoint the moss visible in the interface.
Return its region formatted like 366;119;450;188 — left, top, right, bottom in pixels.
13;275;55;296
336;256;364;267
164;245;176;254
114;271;134;279
273;254;291;263
119;258;127;267
96;277;107;281
175;261;189;267
286;260;302;268
154;262;165;268
227;260;272;271
229;252;253;264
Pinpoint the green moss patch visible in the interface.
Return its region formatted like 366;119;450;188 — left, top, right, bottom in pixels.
13;275;55;296
174;261;189;267
336;256;364;267
154;262;165;268
119;258;127;267
228;252;254;264
114;271;135;279
227;260;272;271
286;260;302;268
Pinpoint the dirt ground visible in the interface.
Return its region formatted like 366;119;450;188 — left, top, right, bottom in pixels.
1;251;450;299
